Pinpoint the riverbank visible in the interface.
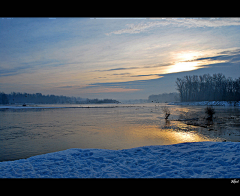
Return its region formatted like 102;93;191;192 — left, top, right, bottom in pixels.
168;101;240;107
0;142;239;178
168;101;240;106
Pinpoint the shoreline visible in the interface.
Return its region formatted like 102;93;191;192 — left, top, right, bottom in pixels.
0;141;239;178
168;101;240;107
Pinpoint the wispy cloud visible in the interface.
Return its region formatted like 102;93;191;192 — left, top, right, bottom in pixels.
193;48;240;64
57;85;74;88
88;87;141;93
94;66;139;72
74;84;142;94
130;74;162;78
106;18;240;35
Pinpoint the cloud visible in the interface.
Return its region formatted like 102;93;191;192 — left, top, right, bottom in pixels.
194;48;240;64
130;74;162;78
105;22;162;35
95;66;139;72
0;63;35;77
56;85;74;88
219;48;240;55
94;63;171;73
56;85;92;89
75;83;142;94
91;48;240;87
106;18;240;35
89;87;141;93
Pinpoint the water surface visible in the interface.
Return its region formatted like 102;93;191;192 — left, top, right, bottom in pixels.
1;103;240;161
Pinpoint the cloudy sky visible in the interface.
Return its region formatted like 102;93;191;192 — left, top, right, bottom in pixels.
1;17;240;99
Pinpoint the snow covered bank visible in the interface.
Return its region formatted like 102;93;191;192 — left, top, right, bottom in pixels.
168;101;240;107
0;142;240;178
0;105;66;109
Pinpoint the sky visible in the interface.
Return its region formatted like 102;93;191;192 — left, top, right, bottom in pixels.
1;17;240;100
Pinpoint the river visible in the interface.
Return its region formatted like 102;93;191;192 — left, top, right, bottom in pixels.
1;103;240;161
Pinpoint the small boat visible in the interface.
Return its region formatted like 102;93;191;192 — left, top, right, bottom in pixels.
22;104;26;106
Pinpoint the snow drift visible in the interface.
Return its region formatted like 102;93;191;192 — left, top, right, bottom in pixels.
0;142;240;178
168;101;240;107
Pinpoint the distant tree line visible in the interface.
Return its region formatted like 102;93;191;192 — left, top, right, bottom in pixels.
0;92;119;104
122;99;148;104
84;98;119;104
0;92;9;104
176;73;240;102
148;92;180;103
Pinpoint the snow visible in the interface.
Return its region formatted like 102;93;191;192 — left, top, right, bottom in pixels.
0;105;118;109
0;142;240;178
0;106;66;109
168;101;240;107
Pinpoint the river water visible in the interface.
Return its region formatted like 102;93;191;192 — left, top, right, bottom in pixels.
1;103;240;162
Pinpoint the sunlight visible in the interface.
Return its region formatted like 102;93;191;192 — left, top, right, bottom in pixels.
177;51;200;61
171;131;199;142
165;51;203;74
167;61;200;74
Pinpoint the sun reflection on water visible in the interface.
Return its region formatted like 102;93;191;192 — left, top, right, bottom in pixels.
166;130;207;143
123;121;214;147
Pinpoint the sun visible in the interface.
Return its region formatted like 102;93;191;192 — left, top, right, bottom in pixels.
166;51;202;74
177;51;200;61
167;61;200;74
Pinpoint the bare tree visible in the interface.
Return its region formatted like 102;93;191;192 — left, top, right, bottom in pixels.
175;73;240;102
162;106;171;119
176;78;184;101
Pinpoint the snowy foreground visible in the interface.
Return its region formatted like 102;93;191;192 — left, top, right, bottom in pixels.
0;142;240;178
168;101;240;106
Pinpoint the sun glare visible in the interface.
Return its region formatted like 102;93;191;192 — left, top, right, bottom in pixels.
177;51;200;61
167;61;200;74
166;51;203;74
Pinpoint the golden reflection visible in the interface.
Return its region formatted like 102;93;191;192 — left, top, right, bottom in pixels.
124;123;212;147
166;131;206;143
68;117;215;150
